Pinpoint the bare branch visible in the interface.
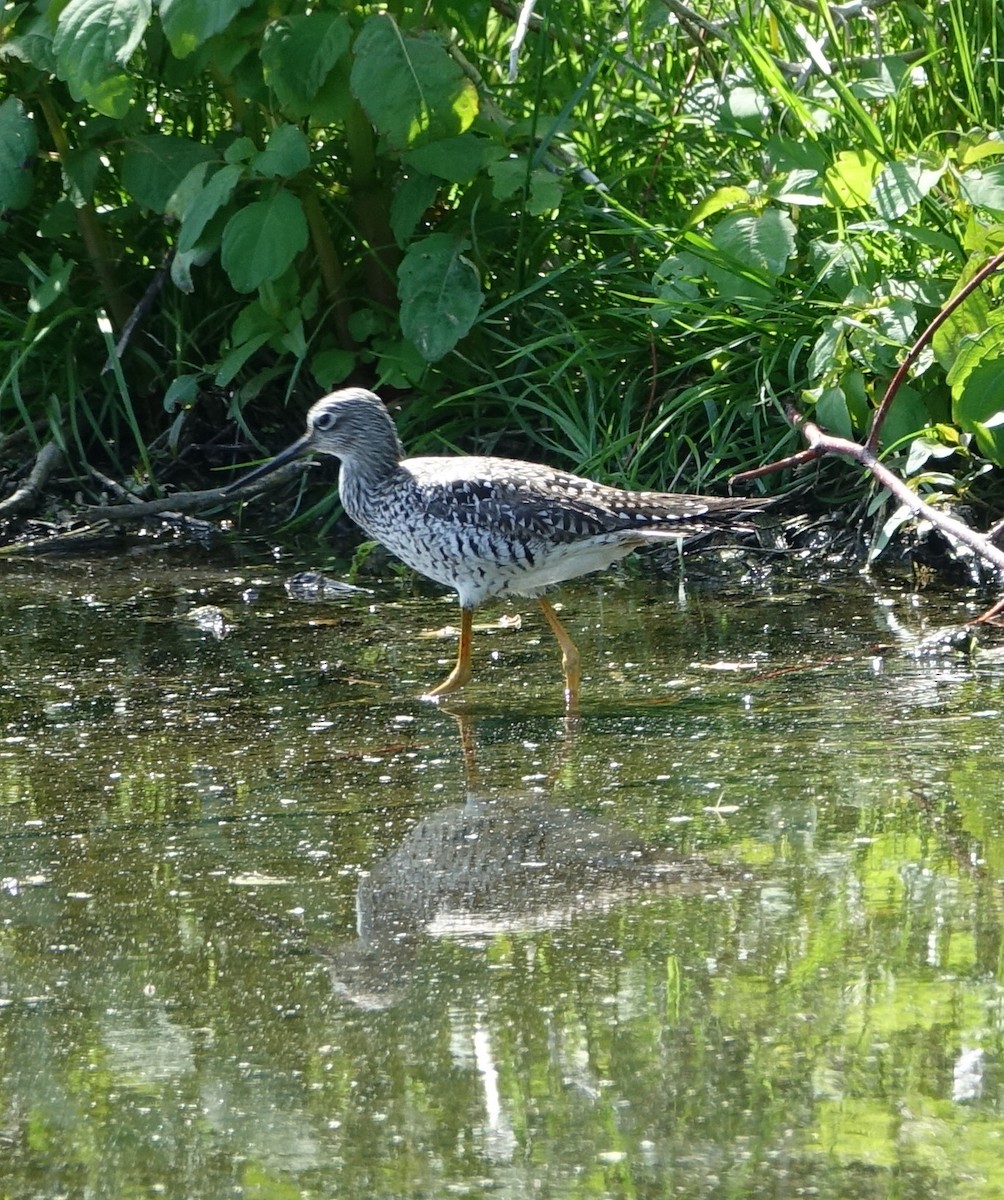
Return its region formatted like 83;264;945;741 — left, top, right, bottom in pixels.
0;441;64;518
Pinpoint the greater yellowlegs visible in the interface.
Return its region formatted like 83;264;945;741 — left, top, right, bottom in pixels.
226;388;763;706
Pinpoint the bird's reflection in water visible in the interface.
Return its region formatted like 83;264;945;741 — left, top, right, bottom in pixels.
324;713;748;1010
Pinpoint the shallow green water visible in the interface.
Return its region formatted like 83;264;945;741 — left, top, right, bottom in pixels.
2;544;1004;1199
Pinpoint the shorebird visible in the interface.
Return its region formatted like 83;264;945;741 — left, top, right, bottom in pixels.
225;388;763;707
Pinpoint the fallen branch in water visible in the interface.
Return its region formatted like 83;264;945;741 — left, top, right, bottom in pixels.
0;440;64;517
82;460;311;522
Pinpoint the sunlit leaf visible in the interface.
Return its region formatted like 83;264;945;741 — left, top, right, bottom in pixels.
350;14;479;150
823;148;883;209
958;163;1004;214
871;157;945;220
159;0;254;59
53;0;150;116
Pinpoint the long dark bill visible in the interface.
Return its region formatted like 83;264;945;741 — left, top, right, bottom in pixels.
221;433;314;495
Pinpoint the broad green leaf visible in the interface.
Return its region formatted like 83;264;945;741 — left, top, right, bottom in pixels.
121;135;216;213
164;374;199;413
372;335;428;389
53;0;150;116
813;385;853;439
652;254;701;322
350;14;479;151
971;419;1004;465
220;191;309;294
947;317;1004;430
215;332;273;386
931;252;993;371
527;168;563;216
724;85;767;131
165;161;212;221
823;148;883;209
771;168;824;207
809;237;875;299
958;163;1004;215
224;137;257;165
0;97;37;211
260;13;352;117
0;13;57;73
311;348;356;390
710;207;796;279
170;247;209;293
252;125;310;179
397;232;483;362
62;147;103;207
177;164;242;253
877;384;930;449
958;134;1004;166
403;134;487;183
871;158;945;220
159;0;254;59
488;157;530;201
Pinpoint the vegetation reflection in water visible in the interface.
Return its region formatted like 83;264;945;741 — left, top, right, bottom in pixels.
1;549;1003;1199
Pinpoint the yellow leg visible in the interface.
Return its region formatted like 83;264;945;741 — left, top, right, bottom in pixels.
424;607;474;698
538;597;581;710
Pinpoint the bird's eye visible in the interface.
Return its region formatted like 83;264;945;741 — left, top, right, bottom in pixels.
314;410;337;432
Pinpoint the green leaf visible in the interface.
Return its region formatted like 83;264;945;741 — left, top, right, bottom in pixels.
687;185;749;227
164;374;199;413
350;13;479;151
0;97;38;211
215;332;273;386
871;157;945;220
823;148;883;209
62;147;102;207
878;385;930;449
527;168;562;216
121;135;216;213
220;191;309;294
487;157;530;201
176;164;242;254
0;13;57;73
53;0;150;116
311;348;356;390
403;134;487;183
931;253;994;371
27;256;74;314
159;0;254;59
251;125;310;179
397;232;483;362
814;385;853;439
260;13;352;117
710;207;796;279
652;254;702;323
390;173;440;248
958;163;1004;215
947;317;1004;430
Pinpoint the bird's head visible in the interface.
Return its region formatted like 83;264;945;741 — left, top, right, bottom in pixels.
223;388;402;494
